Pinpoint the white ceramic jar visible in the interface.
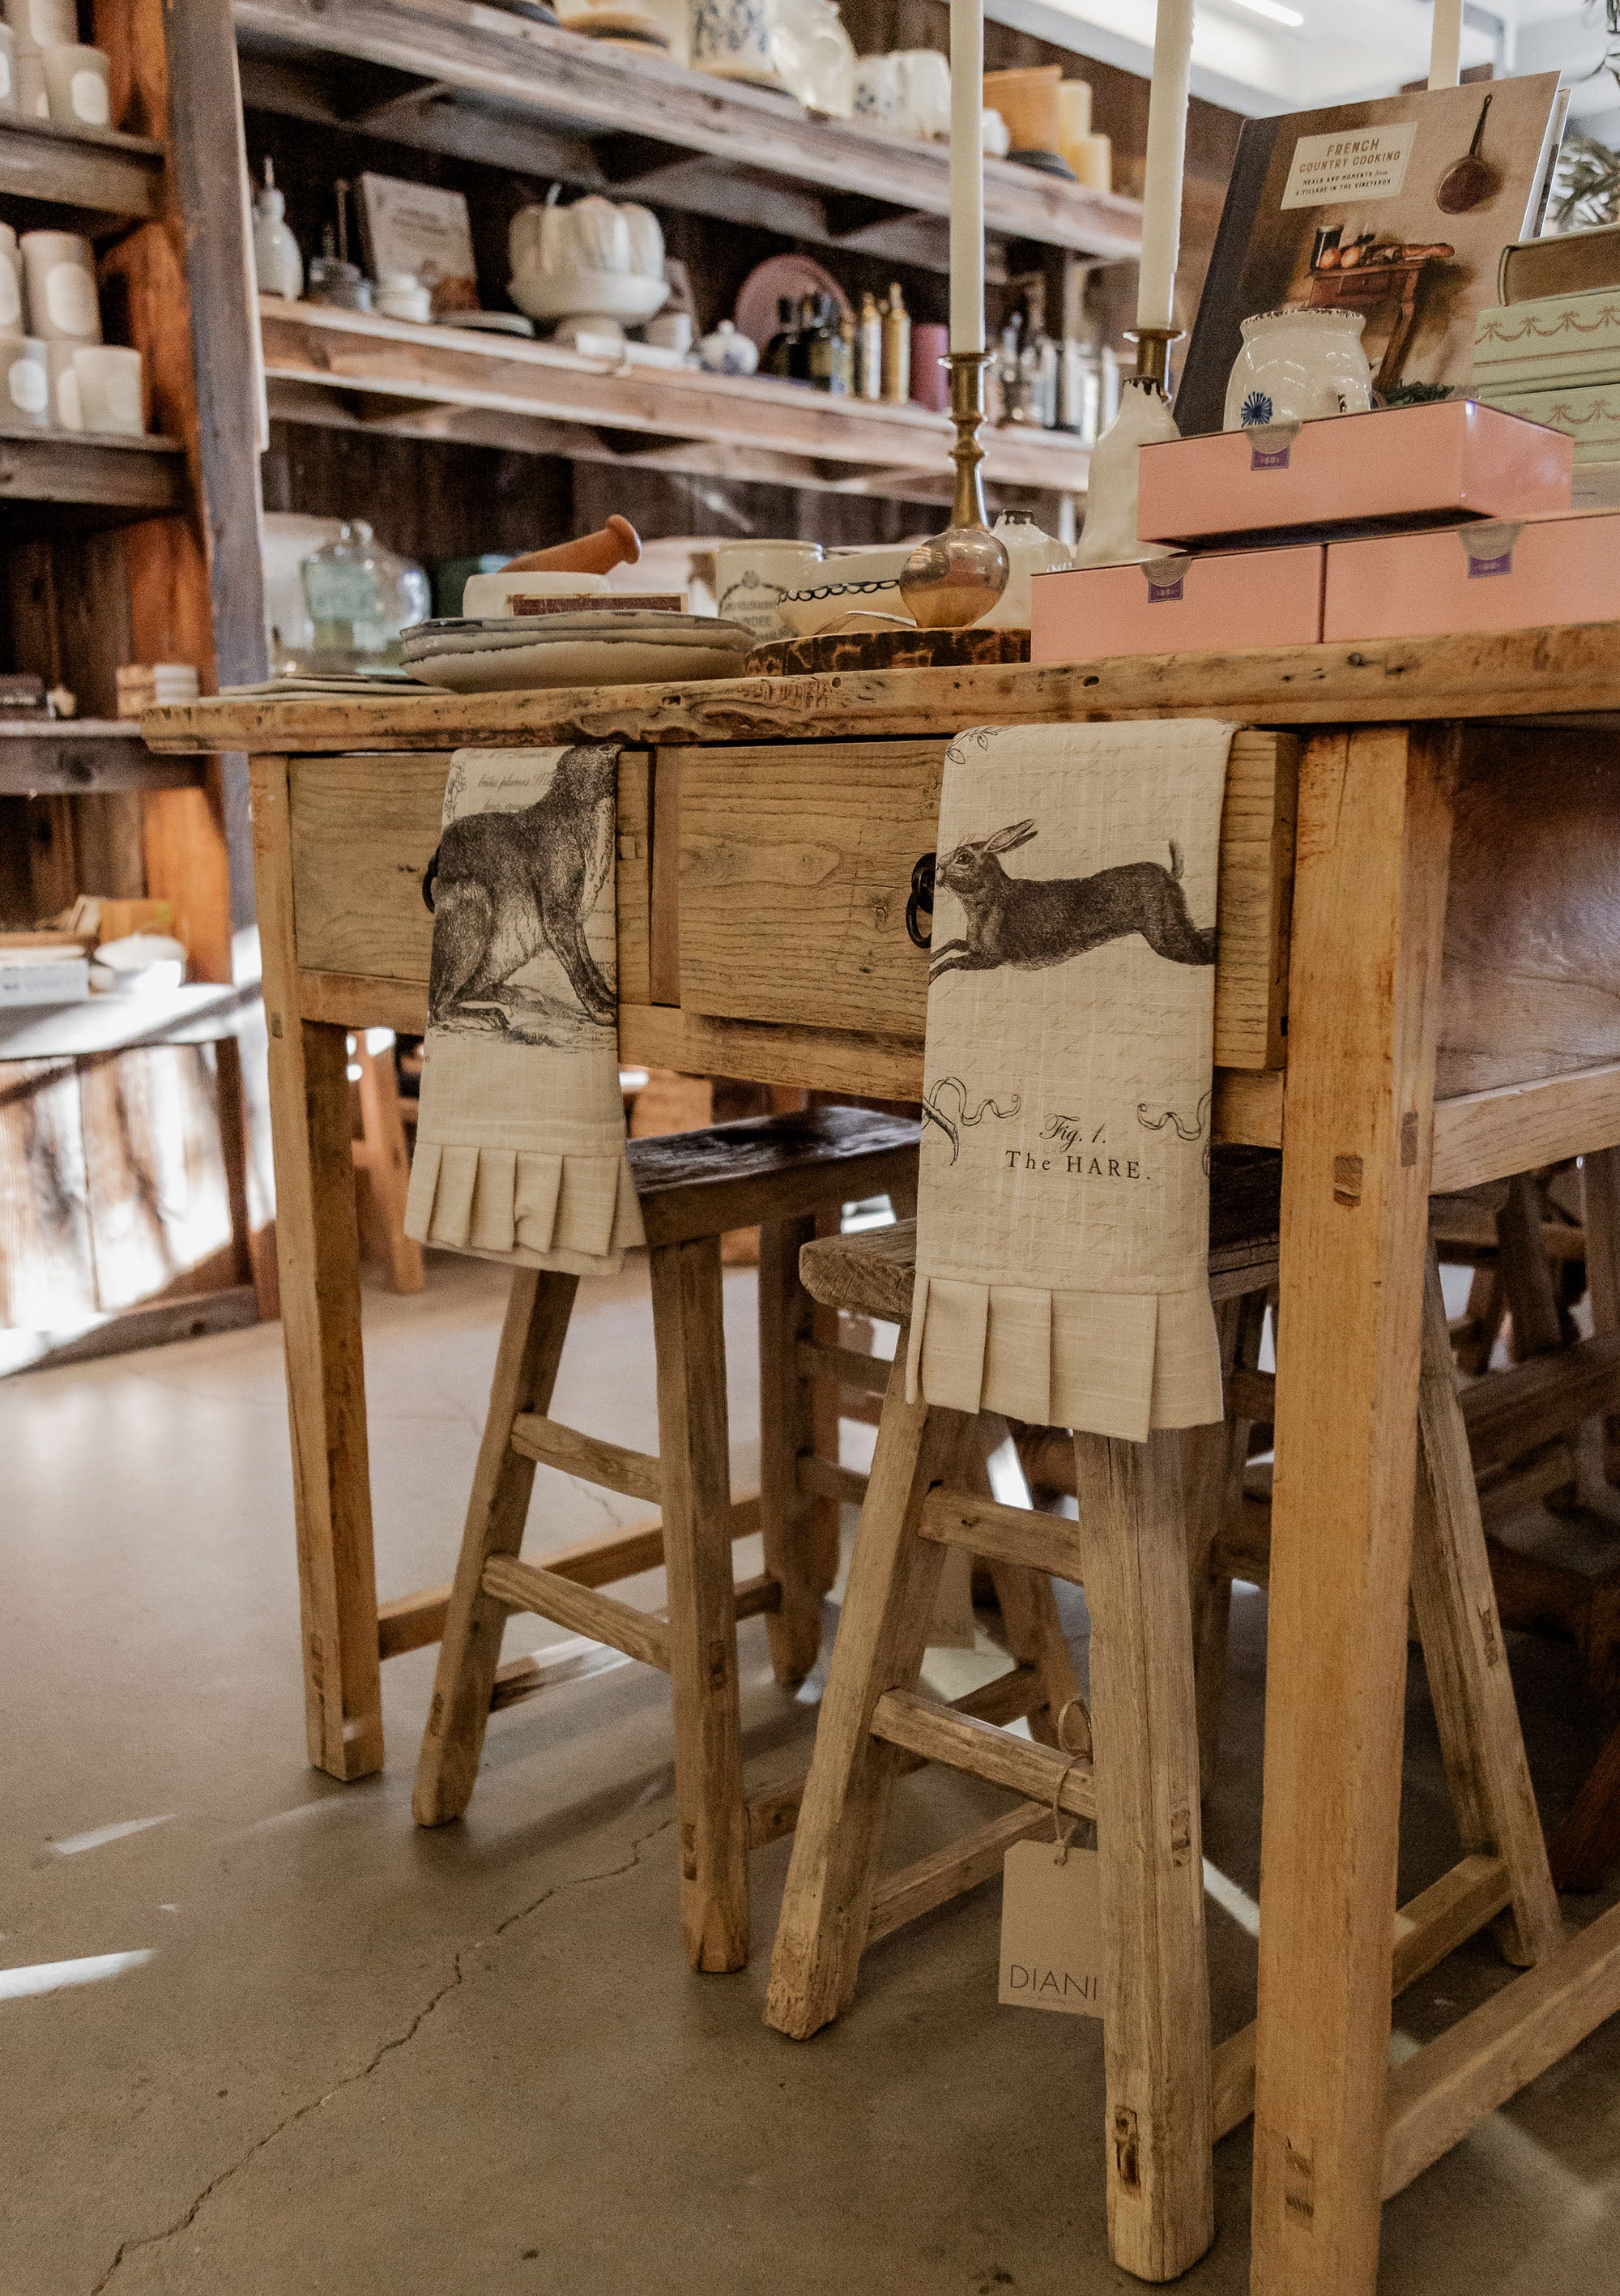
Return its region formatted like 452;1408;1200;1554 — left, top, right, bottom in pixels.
0;26;15;116
1223;307;1373;432
714;540;823;638
980;512;1072;628
4;0;75;49
73;344;143;435
3;335;49;428
42;42;110;129
19;229;100;344
696;318;757;374
0;222;22;339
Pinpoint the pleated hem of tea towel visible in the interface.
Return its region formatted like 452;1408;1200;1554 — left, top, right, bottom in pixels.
403;743;646;1280
903;717;1238;1444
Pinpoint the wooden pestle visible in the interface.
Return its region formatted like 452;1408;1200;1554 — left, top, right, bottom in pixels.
503;515;642;576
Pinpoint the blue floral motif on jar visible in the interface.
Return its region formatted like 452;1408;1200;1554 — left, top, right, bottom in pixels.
692;0;770;61
1239;390;1274;428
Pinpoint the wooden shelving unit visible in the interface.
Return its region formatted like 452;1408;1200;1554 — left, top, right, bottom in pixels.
0;430;186;529
234;0;1144;276
0;720;207;798
261;297;1092;501
0;113;164;230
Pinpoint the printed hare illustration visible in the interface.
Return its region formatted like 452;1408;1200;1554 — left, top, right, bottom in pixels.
427;743;618;1029
929;818;1216;982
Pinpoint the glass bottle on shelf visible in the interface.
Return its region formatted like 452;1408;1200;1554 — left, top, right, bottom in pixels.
881;280;910;403
764;296;799;379
301;522;430;672
804;294;845;393
858;290;883;399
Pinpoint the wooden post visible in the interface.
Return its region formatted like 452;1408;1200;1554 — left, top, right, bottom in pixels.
414;1270;578;1824
650;1234;749;1972
1583;1145;1620;1483
1073;1426;1215;2284
251;756;383;1779
1253;724;1456;2296
757;1212;828;1684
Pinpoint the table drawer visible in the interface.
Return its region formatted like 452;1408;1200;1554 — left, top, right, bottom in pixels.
674;732;1297;1072
287;750;652;1003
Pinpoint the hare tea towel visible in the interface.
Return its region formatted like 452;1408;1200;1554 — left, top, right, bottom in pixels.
404;745;645;1278
906;719;1238;1441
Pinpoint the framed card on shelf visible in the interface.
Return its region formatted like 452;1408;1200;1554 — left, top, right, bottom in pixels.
355;173;480;316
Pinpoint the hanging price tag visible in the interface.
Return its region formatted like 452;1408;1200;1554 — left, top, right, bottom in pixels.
998;1695;1103;2017
999;1837;1104;2017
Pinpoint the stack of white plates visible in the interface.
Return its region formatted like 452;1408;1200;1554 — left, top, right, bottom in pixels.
399;612;756;693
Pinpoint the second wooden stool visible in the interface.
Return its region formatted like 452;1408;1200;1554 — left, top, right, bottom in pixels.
414;1106;917;1971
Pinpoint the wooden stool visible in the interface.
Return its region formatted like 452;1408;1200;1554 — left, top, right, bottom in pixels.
766;1173;1563;2284
414;1106;918;1972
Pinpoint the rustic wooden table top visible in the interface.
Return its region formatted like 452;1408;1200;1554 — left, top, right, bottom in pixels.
143;621;1620;753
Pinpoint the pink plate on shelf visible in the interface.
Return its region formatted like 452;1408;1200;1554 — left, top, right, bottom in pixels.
733;254;851;350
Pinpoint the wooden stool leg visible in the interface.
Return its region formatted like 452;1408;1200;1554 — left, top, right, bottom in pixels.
1549;1713;1620;1891
765;1372;965;2038
757;1213;828;1687
352;1035;424;1295
1072;1426;1214;2285
1187;1294;1264;1794
1412;1248;1565;1967
413;1268;578;1825
650;1234;749;1973
1583;1145;1620;1486
969;1414;1082;1744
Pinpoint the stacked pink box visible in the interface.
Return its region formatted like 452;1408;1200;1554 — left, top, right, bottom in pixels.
1030;400;1577;661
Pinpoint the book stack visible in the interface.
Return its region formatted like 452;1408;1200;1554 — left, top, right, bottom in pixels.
1470;223;1620;507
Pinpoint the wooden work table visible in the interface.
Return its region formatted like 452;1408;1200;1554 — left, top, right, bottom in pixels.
148;628;1620;2296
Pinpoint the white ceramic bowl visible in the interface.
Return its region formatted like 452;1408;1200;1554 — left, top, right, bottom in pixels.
507;269;668;325
400;612;754;692
778;542;917;635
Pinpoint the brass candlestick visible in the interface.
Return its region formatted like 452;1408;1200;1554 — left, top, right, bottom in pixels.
1125;323;1184;392
897;350;1009;631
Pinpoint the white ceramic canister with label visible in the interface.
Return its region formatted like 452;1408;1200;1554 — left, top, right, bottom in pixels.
0;26;17;115
42;42;111;130
3;335;50;429
73;344;144;435
714;540;823;638
19;229;101;344
3;0;77;49
44;337;82;426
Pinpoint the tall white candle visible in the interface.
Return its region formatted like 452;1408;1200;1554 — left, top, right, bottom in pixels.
1428;0;1462;89
949;0;985;354
1136;0;1194;336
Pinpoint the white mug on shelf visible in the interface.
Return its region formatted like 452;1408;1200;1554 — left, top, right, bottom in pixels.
0;222;22;339
3;335;49;428
19;229;100;343
45;336;82;426
714;540;823;639
3;0;75;49
894;49;949;140
41;42;110;130
15;47;45;115
851;52;899;123
73;344;144;435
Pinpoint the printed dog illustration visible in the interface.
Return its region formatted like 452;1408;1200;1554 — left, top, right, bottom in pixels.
427;742;618;1030
928;818;1216;983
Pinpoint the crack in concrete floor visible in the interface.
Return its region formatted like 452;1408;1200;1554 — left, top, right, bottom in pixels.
87;1815;676;2294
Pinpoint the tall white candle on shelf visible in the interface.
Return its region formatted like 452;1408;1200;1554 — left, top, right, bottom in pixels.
1136;0;1194;338
949;0;985;354
1428;0;1462;90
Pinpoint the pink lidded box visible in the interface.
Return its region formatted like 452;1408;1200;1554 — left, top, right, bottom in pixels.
1136;400;1572;549
1324;509;1620;642
1030;543;1324;664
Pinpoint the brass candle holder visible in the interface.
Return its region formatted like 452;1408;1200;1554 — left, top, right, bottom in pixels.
1124;322;1184;392
897;349;1009;632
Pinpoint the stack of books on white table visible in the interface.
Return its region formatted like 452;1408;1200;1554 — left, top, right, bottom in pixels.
1471;223;1620;506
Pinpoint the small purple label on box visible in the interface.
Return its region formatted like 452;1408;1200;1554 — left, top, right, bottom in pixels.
1250;442;1291;471
1146;574;1186;602
1466;548;1514;578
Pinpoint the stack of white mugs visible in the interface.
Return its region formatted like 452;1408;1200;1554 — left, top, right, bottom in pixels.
0;0;113;129
1;225;147;437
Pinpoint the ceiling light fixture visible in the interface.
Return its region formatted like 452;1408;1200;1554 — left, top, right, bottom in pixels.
1224;0;1306;23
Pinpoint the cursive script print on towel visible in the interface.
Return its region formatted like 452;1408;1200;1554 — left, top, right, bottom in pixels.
1138;1090;1215;1173
920;1074;1022;1164
927;819;1217;984
426;742;618;1044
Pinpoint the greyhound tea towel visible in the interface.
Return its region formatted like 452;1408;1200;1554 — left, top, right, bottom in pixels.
403;745;646;1278
905;719;1238;1442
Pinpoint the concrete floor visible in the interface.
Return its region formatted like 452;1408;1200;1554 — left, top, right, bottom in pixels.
6;1253;1620;2296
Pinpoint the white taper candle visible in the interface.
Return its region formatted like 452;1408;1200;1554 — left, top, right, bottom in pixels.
1136;0;1194;336
1429;0;1463;90
949;0;985;354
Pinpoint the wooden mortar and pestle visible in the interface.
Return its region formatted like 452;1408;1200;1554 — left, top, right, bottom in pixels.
502;515;642;576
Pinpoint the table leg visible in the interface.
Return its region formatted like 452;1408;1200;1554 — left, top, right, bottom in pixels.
251;757;384;1781
1253;725;1457;2296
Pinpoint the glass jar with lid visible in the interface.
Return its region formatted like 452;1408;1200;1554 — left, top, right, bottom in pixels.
300;521;431;670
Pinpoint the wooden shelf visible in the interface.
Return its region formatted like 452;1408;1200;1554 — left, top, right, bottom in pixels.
0;429;186;531
0;114;165;232
234;0;1143;276
0;720;208;798
260;296;1091;501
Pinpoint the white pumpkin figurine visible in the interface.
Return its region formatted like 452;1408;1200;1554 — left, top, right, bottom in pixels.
980;512;1072;627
